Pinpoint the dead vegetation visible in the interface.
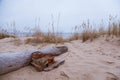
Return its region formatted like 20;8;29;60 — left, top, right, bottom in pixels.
70;17;120;42
25;31;66;44
0;33;15;39
1;16;120;43
1;22;120;44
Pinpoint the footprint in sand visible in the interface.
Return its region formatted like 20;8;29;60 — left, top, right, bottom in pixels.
105;72;119;80
100;60;115;66
55;71;69;80
82;73;94;80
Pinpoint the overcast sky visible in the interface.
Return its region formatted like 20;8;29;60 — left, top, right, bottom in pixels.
0;0;120;33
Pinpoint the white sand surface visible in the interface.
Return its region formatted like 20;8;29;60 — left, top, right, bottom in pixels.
0;37;120;80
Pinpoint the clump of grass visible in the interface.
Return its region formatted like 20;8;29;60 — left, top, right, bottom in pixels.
80;30;90;42
43;33;65;43
79;21;99;42
107;22;120;37
68;33;79;41
80;30;98;42
80;23;120;42
90;29;99;41
67;26;80;41
42;33;56;43
25;37;41;44
71;18;120;42
0;33;10;39
0;21;17;39
68;22;97;42
107;25;112;36
0;33;15;39
99;27;106;36
25;31;65;44
119;23;120;36
111;23;119;36
25;31;43;44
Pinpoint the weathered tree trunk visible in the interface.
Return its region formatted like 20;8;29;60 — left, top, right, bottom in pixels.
0;46;68;75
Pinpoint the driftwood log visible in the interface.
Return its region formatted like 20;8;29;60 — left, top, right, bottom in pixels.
0;46;68;75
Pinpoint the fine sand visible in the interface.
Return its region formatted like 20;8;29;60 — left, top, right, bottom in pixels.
0;36;120;80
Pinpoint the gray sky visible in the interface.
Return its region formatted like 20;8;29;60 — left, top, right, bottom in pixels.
0;0;120;33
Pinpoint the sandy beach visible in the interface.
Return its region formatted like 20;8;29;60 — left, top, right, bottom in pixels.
0;36;120;80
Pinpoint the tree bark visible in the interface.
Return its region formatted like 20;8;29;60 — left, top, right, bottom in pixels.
0;46;68;75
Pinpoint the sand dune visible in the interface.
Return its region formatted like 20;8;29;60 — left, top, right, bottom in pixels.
0;37;120;80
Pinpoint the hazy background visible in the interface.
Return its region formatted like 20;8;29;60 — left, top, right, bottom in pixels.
0;0;120;33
